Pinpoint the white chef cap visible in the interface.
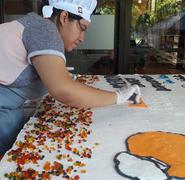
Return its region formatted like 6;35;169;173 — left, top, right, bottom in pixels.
42;0;97;22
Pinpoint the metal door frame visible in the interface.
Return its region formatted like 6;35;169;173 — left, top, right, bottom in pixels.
114;0;133;74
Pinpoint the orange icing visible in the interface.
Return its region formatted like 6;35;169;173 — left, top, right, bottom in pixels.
128;98;148;108
127;131;185;178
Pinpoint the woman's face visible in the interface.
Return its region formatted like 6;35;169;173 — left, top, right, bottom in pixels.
59;11;90;52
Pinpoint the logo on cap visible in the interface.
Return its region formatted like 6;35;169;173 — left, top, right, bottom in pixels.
77;6;83;14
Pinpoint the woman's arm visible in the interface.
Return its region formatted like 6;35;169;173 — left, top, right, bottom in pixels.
32;55;117;108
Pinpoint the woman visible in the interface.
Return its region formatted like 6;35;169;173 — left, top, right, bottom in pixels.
0;0;141;155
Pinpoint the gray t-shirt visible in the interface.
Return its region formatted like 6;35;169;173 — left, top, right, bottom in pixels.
2;12;65;88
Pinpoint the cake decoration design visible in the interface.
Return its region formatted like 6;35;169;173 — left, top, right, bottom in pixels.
114;131;185;179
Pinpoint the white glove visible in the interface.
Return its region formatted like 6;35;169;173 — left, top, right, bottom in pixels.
115;84;141;105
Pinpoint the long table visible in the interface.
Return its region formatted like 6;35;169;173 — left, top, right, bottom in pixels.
0;74;185;180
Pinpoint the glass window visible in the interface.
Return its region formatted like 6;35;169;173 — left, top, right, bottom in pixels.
129;0;185;74
66;0;115;75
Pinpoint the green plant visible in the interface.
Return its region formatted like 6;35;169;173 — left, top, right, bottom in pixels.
96;1;115;15
98;7;115;15
135;12;153;34
155;0;182;22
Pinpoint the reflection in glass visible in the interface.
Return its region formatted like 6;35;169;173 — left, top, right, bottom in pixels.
130;0;185;74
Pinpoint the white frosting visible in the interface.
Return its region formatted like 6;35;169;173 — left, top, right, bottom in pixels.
1;75;185;180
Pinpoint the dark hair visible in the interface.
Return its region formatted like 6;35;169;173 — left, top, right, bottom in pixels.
39;0;82;21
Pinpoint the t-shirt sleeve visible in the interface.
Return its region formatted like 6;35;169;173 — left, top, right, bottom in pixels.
20;15;66;64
